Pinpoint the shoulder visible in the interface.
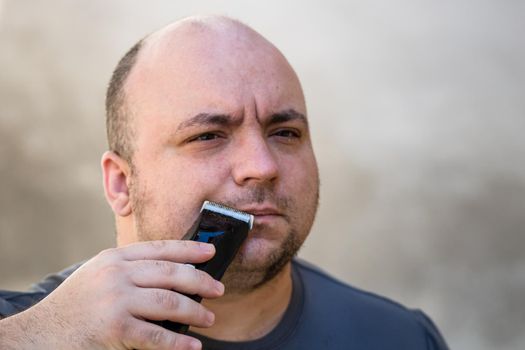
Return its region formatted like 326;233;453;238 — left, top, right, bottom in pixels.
292;258;449;350
0;262;83;318
27;261;84;293
294;258;412;312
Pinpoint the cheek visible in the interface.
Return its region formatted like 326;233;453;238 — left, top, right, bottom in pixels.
131;149;234;239
280;151;319;226
281;151;318;192
154;156;232;206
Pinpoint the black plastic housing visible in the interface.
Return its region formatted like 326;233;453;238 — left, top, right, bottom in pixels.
158;201;253;334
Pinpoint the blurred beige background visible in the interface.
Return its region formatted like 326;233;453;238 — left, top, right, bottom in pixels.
1;0;524;349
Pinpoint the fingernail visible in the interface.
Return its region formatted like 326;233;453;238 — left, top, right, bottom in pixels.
207;311;215;325
200;243;214;253
215;281;224;294
190;339;202;350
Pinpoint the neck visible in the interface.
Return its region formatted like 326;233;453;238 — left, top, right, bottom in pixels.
190;262;293;341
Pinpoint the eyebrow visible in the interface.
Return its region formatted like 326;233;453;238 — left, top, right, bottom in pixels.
176;108;308;131
267;109;308;127
176;113;237;131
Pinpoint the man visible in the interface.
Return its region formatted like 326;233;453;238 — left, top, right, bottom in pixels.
0;16;449;349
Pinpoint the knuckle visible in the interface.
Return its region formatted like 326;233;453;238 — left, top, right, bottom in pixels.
132;327;166;348
154;290;180;311
156;260;177;276
179;239;196;250
196;270;209;286
149;240;168;250
97;260;124;280
97;247;118;260
165;334;182;349
91;261;125;290
111;318;131;341
147;328;166;346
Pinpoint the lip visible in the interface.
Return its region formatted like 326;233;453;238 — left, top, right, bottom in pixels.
238;206;283;217
238;207;283;230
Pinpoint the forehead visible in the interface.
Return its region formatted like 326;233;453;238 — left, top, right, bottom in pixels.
124;23;306;131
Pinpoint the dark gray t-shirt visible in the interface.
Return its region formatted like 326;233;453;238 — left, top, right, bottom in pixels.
0;259;448;349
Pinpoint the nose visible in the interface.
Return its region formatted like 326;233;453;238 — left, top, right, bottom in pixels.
231;134;279;186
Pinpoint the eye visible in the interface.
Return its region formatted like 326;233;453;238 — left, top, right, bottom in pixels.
188;132;221;142
271;129;301;139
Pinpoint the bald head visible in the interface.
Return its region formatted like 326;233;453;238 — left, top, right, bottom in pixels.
105;15;303;162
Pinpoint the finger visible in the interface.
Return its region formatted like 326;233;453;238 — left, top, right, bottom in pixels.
129;288;215;328
129;260;224;298
120;318;201;350
115;240;215;263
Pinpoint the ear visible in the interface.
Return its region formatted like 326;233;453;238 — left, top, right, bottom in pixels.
101;151;133;217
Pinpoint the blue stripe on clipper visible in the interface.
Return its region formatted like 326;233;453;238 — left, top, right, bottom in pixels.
195;230;224;243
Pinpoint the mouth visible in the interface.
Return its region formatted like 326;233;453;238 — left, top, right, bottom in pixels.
237;205;285;225
238;206;281;216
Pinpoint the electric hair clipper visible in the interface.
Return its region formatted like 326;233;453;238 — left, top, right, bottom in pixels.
158;200;254;334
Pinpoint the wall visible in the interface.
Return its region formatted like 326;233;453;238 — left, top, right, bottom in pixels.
1;1;524;349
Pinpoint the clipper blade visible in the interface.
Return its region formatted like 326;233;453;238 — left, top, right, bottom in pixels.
201;200;254;229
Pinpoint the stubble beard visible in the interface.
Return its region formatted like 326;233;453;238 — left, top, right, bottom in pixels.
129;172;319;294
219;227;304;294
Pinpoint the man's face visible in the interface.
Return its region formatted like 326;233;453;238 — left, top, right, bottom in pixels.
122;27;319;291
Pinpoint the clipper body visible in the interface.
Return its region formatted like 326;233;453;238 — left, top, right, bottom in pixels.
159;201;253;334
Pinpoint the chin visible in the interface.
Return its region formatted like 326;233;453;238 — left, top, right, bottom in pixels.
220;228;304;293
235;235;282;265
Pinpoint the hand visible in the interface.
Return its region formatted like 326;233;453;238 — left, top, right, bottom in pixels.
0;240;223;350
